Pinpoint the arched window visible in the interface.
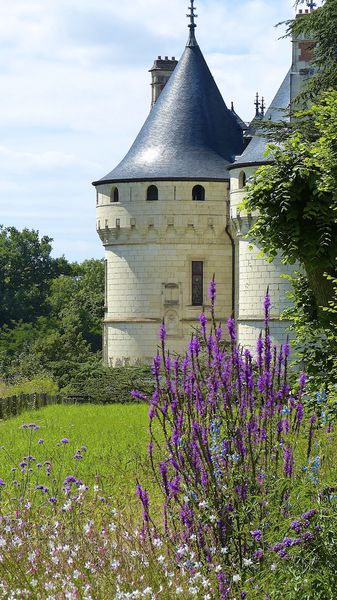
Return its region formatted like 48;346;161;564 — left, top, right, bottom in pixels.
111;187;119;203
238;171;247;189
192;185;205;201
147;185;158;201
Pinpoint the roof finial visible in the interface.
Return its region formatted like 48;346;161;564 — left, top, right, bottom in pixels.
261;97;265;117
306;0;316;11
254;92;260;118
186;0;198;47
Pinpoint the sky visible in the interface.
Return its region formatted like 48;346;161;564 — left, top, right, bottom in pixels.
0;0;307;262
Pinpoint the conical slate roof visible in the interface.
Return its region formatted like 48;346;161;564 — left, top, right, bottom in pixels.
93;36;244;185
231;69;291;169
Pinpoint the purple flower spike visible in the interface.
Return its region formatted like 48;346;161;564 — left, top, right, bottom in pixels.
159;321;167;342
199;312;207;333
208;278;216;306
226;317;236;343
299;372;307;389
131;389;147;401
284;446;294;477
38;439;44;444
264;290;271;320
0;478;6;487
61;438;69;444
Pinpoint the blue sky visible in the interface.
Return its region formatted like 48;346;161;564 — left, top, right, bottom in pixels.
0;0;307;262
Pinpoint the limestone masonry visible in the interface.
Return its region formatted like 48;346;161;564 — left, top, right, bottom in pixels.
93;2;315;367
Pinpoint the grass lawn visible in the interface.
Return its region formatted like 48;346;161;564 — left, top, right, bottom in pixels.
0;403;156;514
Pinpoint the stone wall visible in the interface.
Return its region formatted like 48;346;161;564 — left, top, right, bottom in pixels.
96;180;233;365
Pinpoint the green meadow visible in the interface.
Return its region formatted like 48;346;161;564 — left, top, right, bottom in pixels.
0;403;156;513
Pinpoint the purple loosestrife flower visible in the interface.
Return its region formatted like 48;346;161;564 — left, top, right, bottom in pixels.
284;446;294;477
295;402;303;429
226;317;236;343
136;484;150;523
189;336;201;356
159;321;167;342
264;291;271;321
152;354;161;378
199;312;207;335
299;372;307;389
257;333;263;368
208;278;216;306
130;389;147;401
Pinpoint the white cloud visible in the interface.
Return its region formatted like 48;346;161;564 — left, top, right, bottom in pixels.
0;0;305;261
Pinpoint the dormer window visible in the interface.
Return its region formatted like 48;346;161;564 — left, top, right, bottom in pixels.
238;171;247;189
111;187;119;203
147;185;158;201
192;185;205;201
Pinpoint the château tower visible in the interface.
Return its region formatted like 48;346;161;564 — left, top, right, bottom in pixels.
229;4;316;349
93;2;315;365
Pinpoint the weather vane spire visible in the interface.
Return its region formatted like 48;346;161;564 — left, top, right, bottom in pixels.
186;0;198;47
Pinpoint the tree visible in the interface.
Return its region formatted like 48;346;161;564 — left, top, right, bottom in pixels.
0;226;71;327
244;91;337;312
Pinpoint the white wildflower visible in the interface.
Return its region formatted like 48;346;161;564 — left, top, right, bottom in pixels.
271;563;277;571
243;558;253;567
233;574;241;583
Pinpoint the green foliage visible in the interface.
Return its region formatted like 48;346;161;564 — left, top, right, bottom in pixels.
283;273;337;421
0;225;71;327
0;375;58;398
62;364;154;403
245;91;337;310
0;226;105;391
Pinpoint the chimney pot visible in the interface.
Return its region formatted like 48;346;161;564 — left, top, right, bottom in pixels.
172;56;175;60
158;55;161;59
165;56;168;60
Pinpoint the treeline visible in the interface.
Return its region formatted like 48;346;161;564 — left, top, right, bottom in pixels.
0;226;153;402
0;225;105;393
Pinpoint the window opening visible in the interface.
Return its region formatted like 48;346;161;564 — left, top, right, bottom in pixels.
192;261;203;306
147;185;158;201
110;187;119;202
238;171;247;189
192;185;205;201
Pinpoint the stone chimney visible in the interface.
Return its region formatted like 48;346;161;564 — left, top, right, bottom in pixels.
149;56;178;107
290;8;316;105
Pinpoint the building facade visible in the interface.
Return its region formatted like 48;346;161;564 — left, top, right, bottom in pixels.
93;2;315;366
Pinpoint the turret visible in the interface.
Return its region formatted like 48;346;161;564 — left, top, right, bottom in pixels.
93;1;243;366
228;5;316;351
